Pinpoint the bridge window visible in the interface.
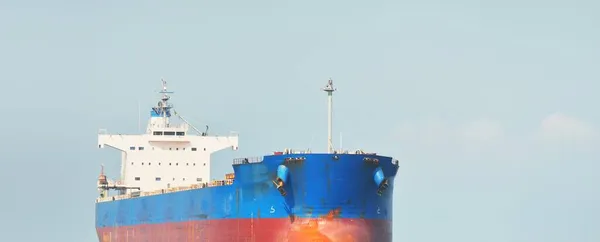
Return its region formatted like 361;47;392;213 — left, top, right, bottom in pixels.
204;148;206;151
183;178;186;181
129;146;135;150
142;162;144;165
149;162;151;165
155;177;161;181
191;148;197;151
176;132;185;136
197;178;202;182
164;131;175;136
153;131;163;135
138;147;144;150
135;177;140;181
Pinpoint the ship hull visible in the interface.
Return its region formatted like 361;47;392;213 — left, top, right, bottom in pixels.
97;218;391;242
96;154;398;242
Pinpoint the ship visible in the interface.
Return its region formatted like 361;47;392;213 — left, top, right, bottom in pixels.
95;78;400;242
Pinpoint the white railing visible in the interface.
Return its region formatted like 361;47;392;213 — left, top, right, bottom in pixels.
96;179;235;203
149;123;189;130
232;156;263;165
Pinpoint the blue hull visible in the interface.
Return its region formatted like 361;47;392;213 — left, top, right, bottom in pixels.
96;153;399;241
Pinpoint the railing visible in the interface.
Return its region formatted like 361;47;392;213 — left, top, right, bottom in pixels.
276;148;312;155
148;123;189;130
96;179;235;203
232;156;263;165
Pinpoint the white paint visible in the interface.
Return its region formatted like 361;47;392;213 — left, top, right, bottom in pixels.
97;79;239;193
322;78;336;153
98;131;238;193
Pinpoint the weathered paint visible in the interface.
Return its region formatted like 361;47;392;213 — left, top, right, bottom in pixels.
96;218;391;242
96;154;399;241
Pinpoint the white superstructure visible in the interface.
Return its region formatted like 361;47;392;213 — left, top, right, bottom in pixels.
97;79;239;194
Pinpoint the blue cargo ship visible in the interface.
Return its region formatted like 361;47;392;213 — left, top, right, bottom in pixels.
95;79;400;241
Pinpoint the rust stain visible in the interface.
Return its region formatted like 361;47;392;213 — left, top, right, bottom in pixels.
287;220;332;242
285;208;366;242
320;208;341;221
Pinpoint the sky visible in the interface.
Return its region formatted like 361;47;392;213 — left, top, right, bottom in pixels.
0;0;598;241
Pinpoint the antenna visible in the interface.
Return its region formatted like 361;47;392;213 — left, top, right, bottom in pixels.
157;78;174;126
159;78;173;105
321;78;336;153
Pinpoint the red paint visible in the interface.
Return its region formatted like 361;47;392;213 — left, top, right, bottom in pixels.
97;218;391;242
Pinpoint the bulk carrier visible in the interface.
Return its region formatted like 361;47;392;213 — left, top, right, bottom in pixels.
95;79;400;242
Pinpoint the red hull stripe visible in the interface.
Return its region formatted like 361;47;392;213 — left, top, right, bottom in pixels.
97;218;391;242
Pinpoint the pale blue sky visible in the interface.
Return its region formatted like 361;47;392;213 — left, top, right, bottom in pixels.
0;0;598;241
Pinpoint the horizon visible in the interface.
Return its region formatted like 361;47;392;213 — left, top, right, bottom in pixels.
1;0;598;241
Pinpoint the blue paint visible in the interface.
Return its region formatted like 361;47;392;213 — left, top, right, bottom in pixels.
96;153;399;228
374;166;385;187
150;110;162;117
276;165;289;184
150;107;171;118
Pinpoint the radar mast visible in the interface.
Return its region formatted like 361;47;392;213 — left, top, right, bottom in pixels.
322;78;336;153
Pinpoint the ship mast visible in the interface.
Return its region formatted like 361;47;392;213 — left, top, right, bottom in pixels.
322;78;336;153
159;78;174;127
